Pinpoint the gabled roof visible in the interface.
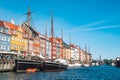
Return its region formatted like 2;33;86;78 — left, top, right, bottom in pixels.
22;23;39;36
0;20;5;28
55;38;62;43
49;37;60;44
5;21;19;30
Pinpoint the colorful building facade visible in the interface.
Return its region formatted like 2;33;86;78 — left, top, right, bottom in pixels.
21;23;40;56
4;22;27;54
0;21;11;52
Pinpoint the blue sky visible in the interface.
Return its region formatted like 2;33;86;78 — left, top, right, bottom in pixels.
0;0;120;59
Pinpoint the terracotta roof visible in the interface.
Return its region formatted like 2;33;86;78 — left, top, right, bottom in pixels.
55;38;62;43
5;21;19;30
0;20;5;28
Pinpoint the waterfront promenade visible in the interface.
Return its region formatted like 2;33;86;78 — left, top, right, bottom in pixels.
0;59;15;72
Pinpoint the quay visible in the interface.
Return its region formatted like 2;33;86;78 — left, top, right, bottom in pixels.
0;60;15;72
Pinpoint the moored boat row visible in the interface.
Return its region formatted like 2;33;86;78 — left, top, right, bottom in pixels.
14;58;68;73
115;57;120;68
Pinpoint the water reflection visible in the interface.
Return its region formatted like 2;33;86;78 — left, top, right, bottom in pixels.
0;65;120;80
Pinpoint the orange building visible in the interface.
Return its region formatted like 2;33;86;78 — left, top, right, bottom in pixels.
49;37;60;60
21;23;40;56
55;38;63;58
33;32;40;55
39;34;46;57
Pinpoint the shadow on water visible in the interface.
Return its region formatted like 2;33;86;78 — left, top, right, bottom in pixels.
0;65;120;80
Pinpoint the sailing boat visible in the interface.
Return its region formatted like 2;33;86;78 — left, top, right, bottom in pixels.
13;7;43;73
42;11;68;72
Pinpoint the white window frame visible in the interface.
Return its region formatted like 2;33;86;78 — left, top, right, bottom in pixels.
1;36;4;41
4;45;6;50
1;44;3;49
4;36;6;41
7;46;10;51
7;37;10;42
0;27;3;32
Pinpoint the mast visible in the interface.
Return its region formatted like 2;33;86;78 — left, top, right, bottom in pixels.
51;11;54;38
61;30;63;59
61;30;63;40
26;7;31;55
99;55;101;61
45;22;47;58
27;7;31;26
69;36;71;62
51;11;54;61
85;43;87;64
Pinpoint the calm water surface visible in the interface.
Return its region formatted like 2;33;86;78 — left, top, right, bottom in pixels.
0;65;120;80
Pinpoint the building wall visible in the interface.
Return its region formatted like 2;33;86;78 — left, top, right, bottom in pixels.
27;39;33;54
33;37;40;55
0;27;10;52
10;27;26;53
46;38;51;59
40;36;46;57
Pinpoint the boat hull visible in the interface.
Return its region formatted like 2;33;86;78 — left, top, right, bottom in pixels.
14;59;43;72
115;57;120;68
42;61;68;72
116;61;120;67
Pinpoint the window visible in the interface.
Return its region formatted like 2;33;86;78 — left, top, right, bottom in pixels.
0;35;1;40
1;44;3;49
5;28;9;34
4;36;6;41
13;30;16;34
7;37;10;42
1;36;4;41
4;45;6;50
0;27;3;32
12;37;15;40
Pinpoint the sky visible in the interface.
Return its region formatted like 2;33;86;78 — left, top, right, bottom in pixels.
0;0;120;60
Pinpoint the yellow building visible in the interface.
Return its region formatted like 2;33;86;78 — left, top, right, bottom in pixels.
5;22;27;54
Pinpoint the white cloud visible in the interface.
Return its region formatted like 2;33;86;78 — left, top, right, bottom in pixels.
66;25;120;32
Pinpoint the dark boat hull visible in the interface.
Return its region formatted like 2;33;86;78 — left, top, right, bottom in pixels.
116;61;120;67
42;61;68;72
14;59;43;72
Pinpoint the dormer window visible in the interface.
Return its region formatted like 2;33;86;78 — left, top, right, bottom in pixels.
0;27;3;32
12;30;16;34
26;34;28;38
4;28;9;34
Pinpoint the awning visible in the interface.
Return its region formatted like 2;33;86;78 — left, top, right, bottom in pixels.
0;51;18;55
54;58;68;65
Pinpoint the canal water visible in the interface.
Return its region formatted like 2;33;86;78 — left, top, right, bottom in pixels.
0;65;120;80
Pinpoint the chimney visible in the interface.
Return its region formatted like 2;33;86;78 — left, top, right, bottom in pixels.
11;19;15;24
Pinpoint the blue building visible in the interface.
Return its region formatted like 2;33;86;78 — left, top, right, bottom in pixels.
0;20;11;52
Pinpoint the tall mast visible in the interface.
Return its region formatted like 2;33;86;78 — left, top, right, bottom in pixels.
51;11;54;61
85;43;87;63
26;7;31;55
85;44;87;53
99;54;101;61
61;30;63;59
61;30;63;40
51;11;54;38
45;22;47;58
69;36;71;62
27;7;31;26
